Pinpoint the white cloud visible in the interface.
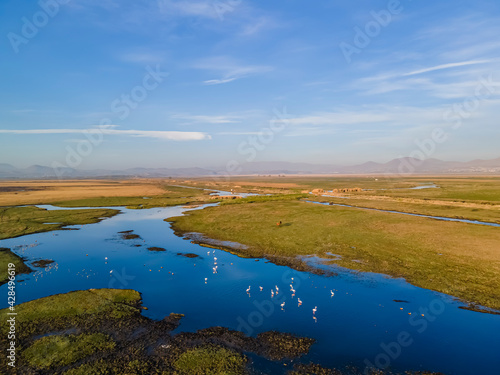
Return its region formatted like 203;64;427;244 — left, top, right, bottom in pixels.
171;114;241;124
194;56;273;85
157;0;219;19
284;105;447;134
0;127;211;141
204;78;238;85
402;60;491;77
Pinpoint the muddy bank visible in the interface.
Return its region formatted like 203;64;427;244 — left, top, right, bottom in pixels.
118;230;143;240
147;247;166;252
31;259;55;268
177;252;199;258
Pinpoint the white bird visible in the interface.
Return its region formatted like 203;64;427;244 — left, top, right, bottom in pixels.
246;286;251;293
110;270;113;274
214;257;217;261
312;306;317;314
330;290;335;297
205;278;208;283
259;286;263;291
281;302;285;309
298;298;302;305
105;257;108;260
271;290;274;298
275;286;279;293
207;251;210;255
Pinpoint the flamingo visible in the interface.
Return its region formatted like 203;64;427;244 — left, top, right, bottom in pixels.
330;290;335;297
312;306;317;314
298;298;302;306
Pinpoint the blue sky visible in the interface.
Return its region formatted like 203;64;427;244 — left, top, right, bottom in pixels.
1;0;500;169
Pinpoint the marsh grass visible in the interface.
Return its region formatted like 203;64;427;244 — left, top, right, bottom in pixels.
22;333;115;369
0;206;119;240
0;289;141;335
173;346;247;375
0;247;31;284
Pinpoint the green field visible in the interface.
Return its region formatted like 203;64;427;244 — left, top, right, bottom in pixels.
0;247;31;285
0;206;119;240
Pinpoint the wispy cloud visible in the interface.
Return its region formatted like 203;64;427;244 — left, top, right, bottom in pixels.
286;105;445;133
204;78;238;85
402;60;491;77
157;0;219;19
194;56;273;85
0;127;211;141
171;114;241;124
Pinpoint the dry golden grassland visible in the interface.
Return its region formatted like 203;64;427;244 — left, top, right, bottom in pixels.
0;179;167;206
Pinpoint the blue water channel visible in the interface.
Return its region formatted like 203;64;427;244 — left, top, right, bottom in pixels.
1;204;499;374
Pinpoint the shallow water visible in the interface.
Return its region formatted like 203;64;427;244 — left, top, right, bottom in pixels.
307;201;500;227
1;204;499;374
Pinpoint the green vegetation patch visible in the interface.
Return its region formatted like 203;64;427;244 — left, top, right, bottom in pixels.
0;206;119;240
0;247;32;285
257;331;315;360
64;359;154;375
173;345;247;375
0;289;141;339
220;193;309;205
23;333;115;369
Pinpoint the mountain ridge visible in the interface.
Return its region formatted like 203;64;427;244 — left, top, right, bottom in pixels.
1;157;499;179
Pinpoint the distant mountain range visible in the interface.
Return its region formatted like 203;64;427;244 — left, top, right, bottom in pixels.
1;157;500;179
